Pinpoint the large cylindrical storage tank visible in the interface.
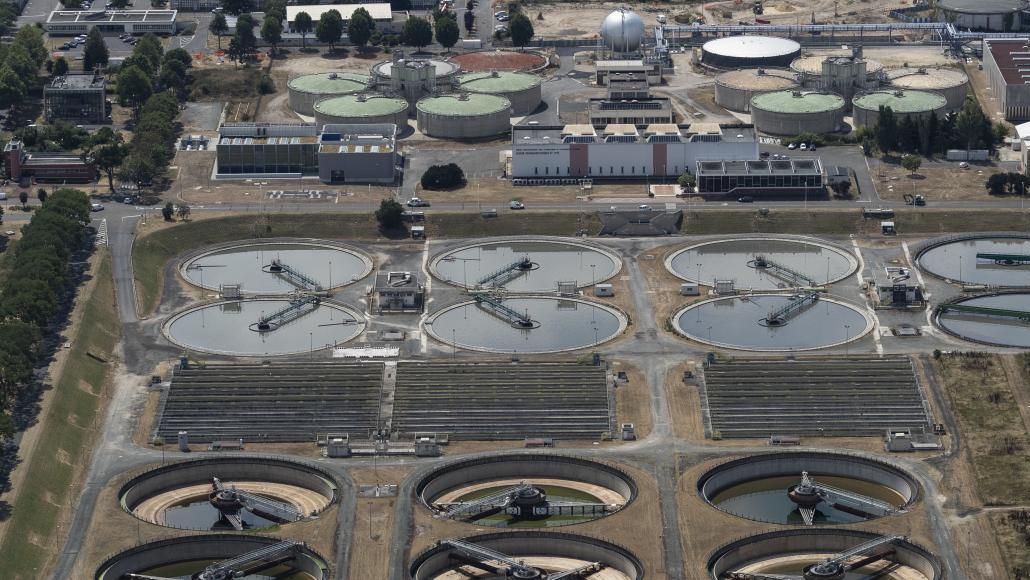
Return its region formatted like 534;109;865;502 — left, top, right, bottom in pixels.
791;53;883;86
416;93;512;139
457;71;542;116
750;90;846;135
887;67;969;111
937;0;1023;31
287;72;368;116
702;36;801;69
313;94;410;130
715;68;799;113
852;89;948;129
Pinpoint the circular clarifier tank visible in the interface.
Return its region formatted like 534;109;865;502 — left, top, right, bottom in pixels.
410;531;644;580
425;297;627;353
164;298;365;356
935;292;1030;347
697;452;918;526
666;237;857;290
708;529;941;580
416;454;636;528
673;294;871;351
917;235;1030;287
95;535;330;579
180;240;372;295
119;457;339;531
431;239;621;292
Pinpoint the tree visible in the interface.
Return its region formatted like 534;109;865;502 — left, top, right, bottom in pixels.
898;115;920;153
234;13;257;57
36;188;46;205
421;163;465;189
677;172;695;191
176;204;191;220
375;198;404;230
18;190;27;209
922;111;939;157
162;201;174;221
227;37;244;68
348;7;374;49
293;11;313;50
463;10;474;33
83;128;128;192
83;27;109;71
163;48;192;69
261;15;283;56
210;12;228;50
52;56;68;77
0;65;26;110
14;25;47;67
117;65;153;113
955;98;985;151
135;33;165;73
875;106;897;155
222;0;251;15
901;154;922;176
509;12;534;47
986;172;1008;195
119;153;158;191
402;17;432;50
435;16;459;50
264;0;286;23
316;9;344;52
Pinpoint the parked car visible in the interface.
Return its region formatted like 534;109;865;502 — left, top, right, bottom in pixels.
509;200;525;210
90;203;104;212
737;196;754;203
759;151;770;158
638;204;652;210
799;143;808;151
406;197;430;207
787;142;797;150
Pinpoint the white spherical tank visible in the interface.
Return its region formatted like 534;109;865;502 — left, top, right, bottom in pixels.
601;8;644;54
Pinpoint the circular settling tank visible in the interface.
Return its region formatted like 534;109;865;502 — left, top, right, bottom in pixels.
181;241;371;294
417;454;636;529
410;532;644;580
673;294;871;351
425;297;626;353
120;457;338;531
918;235;1030;286
708;529;941;580
697;452;918;526
666;237;857;290
95;535;330;580
164;299;365;356
431;239;621;292
936;293;1030;347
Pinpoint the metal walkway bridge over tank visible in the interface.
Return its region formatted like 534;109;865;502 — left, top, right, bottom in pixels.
788;471;902;526
763;292;820;326
753;256;818;287
209;477;304;530
440;539;604;580
938;302;1030;322
477;255;533;288
473;293;536;327
976;252;1030;265
267;258;323;292
127;540;304;580
726;535;905;580
254;295;320;332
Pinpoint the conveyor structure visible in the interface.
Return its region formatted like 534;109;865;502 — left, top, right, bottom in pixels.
937;302;1030;322
976;252;1030;265
763;292;819;326
434;483;614;521
254;295;320;332
724;534;905;580
127;540;303;580
477;255;533;288
753;255;817;287
473;293;536;328
442;538;605;579
267;258;323;291
787;472;902;525
208;477;304;530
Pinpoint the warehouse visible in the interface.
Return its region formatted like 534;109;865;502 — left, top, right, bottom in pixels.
510;123;758;180
983;39;1030;121
595;60;663;86
44;73;107;124
3;141;97;183
317;123;398;184
285;3;402;33
588;97;674;126
45;9;177;36
695;158;824;196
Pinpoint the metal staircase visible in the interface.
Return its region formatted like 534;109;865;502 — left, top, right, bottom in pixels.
477;255;533;288
267;258;323;291
436;483;535;519
255;295;320;332
764;292;820;326
753;255;818;287
976;252;1030;265
938;303;1030;322
474;293;535;327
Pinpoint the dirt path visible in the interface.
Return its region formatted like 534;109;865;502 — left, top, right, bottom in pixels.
1001;355;1030;436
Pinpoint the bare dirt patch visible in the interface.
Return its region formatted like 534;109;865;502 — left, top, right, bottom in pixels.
451;50;547;72
870;158;1007;202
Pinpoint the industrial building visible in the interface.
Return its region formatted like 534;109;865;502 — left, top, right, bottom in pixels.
287;73;369;117
588;96;674;126
715;68;799;113
373;271;424;313
695;158;825;196
285;3;402;33
457;71;542;116
750;90;846;135
45;9;177;36
43;73;107;124
983;39;1030;121
595;8;664;86
3;140;96;183
852;90;948;129
169;0;221;11
215;122;398;183
371;55;461;108
416;93;512;139
701;36;801;70
313;94;409;131
791;52;883;84
886;67;969;111
595;60;663;86
510;123;758;180
937;0;1026;31
819;55;870;105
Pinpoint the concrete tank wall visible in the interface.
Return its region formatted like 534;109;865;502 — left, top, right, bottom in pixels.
751;101;844;135
707;528;942;580
416;454;637;508
95;535;331;580
287;74;368;117
852;91;948;129
410;532;644;580
119;456;340;514
714;69;799;113
416;96;512;139
314;106;410;132
887;68;969;111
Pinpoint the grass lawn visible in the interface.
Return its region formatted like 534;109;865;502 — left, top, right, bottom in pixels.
0;251;120;579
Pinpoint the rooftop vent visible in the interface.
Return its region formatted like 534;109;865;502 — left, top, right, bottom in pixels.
490;69;499;77
792;90;803;98
894;89;905;97
328;72;338;79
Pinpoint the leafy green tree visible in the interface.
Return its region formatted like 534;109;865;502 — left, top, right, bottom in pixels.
14;25;47;67
36;188;46;205
316;9;343;52
986;172;1008;195
375;198;404;229
5;45;38;89
210;12;229;49
234;13;258;58
875;106;897;155
261;15;283;56
293;11;313;50
434;16;459;50
901;154;922;175
509;12;534;47
82;128;128;192
402;17;432;50
922;111;939;157
263;0;286;23
119;152;158;191
83;27;109;71
955;98;985;151
135;33;164;73
898;115;920;153
222;0;252;15
117;65;153;113
52;56;68;77
163;48;192;69
0;65;26;109
162;201;174;220
677;172;695;191
464;10;474;33
348;7;374;49
421;163;465;189
17;190;26;208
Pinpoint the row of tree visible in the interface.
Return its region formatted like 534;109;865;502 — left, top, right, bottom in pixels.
870;98;1007;158
0;26;49;110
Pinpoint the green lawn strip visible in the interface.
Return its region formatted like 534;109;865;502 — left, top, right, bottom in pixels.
0;252;119;579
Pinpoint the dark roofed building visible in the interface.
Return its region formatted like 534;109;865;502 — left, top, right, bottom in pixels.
4;140;97;183
984;39;1030;121
44;73;107;124
695;158;824;196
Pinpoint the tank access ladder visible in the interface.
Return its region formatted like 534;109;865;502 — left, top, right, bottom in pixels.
477;255;533;288
976;252;1030;265
473;293;535;327
938;303;1030;322
267;258;323;291
196;540;302;580
753;255;818;287
764;292;819;326
255;295;320;331
435;483;535;519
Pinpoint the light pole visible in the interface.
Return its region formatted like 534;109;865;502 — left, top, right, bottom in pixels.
958;255;963;282
844;324;851;356
590;264;596;286
309;332;313;360
697;263;703;286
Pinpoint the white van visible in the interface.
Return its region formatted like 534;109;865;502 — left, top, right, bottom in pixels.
0;192;8;201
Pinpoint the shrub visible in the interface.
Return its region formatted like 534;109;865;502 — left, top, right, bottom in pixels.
420;163;465;190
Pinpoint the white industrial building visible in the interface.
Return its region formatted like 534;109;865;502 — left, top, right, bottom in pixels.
285;3;405;33
983;39;1030;121
510;123;758;180
45;10;177;36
